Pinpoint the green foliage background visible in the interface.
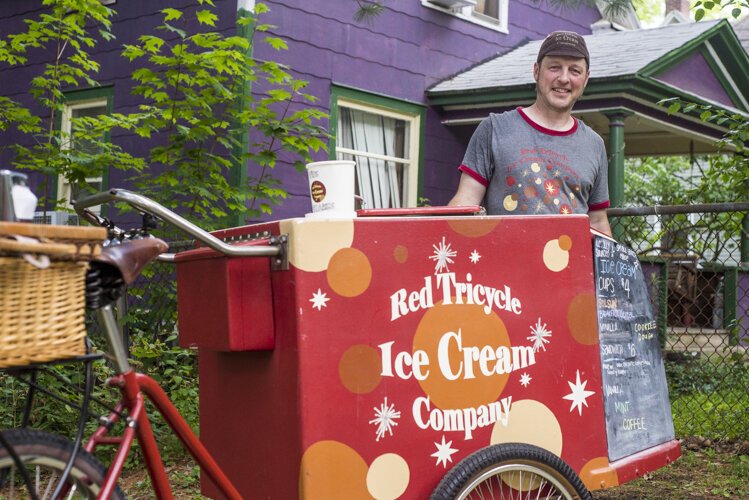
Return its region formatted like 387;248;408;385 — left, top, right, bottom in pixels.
0;0;328;228
0;0;328;472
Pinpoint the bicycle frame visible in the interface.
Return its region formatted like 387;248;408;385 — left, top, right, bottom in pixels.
83;306;242;500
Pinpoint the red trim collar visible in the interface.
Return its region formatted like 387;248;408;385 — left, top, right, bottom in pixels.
517;107;578;136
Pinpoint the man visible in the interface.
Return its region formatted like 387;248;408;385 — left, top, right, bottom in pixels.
448;31;612;235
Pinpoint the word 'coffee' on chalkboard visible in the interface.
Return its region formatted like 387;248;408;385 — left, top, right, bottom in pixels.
594;236;675;462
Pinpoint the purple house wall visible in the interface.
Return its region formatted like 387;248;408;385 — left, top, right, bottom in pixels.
654;50;734;108
0;0;603;221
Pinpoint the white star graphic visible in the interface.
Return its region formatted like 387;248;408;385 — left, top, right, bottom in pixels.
563;370;595;416
519;372;532;387
369;397;401;441
527;318;552;352
309;289;330;311
469;250;481;264
431;435;458;468
429;236;457;274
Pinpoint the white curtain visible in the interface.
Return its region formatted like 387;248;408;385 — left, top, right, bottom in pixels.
338;108;403;209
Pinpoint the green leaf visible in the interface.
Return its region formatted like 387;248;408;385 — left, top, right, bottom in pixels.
264;36;288;51
700;110;712;121
196;10;218;27
140;35;165;53
731;8;742;18
99;29;116;42
667;102;681;114
162;8;183;21
160;23;188;38
122;44;146;61
695;9;706;21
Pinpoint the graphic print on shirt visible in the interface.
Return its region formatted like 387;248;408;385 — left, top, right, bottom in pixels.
502;147;581;215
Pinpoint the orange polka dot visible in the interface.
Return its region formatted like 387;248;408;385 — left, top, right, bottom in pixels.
413;302;510;409
339;345;382;394
567;293;599;345
327;248;372;297
580;456;619;490
393;245;408;264
299;441;372;499
448;219;500;238
558;234;572;251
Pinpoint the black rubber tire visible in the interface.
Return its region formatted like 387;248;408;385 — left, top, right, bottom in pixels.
0;428;125;499
431;442;591;500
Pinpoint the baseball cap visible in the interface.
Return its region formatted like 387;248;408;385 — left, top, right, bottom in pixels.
537;31;589;68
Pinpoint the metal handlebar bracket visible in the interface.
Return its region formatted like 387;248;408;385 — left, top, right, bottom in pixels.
75;189;285;261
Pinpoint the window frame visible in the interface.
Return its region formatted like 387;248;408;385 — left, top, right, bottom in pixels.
330;86;425;208
421;0;509;33
55;86;114;212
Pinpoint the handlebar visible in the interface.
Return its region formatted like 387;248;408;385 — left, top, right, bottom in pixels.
74;189;283;262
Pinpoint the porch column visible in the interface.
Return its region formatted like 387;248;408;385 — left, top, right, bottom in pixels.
602;109;631;208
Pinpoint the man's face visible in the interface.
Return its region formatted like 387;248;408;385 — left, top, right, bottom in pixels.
533;56;589;113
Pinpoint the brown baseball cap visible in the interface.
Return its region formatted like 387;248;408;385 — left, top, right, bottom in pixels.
537;31;590;68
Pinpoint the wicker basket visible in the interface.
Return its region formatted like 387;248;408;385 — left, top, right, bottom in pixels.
0;222;106;368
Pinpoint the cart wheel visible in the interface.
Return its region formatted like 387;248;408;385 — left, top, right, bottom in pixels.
431;442;591;500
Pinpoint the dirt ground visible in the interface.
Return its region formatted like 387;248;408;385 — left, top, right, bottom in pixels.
119;437;749;499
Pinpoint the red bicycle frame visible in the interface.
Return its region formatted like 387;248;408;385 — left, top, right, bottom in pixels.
84;370;241;500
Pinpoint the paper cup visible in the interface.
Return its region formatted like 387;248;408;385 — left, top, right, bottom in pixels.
306;160;356;216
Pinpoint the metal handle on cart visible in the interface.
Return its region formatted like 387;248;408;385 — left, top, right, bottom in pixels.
74;189;283;262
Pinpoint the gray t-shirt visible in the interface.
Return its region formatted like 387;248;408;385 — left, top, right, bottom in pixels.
459;108;609;215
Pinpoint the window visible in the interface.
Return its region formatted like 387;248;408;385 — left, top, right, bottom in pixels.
422;0;508;32
473;0;502;22
59;97;109;211
334;94;422;209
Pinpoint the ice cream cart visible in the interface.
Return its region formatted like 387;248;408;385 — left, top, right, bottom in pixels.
175;211;680;499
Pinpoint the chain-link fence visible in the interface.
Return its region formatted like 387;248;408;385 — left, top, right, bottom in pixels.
610;203;749;441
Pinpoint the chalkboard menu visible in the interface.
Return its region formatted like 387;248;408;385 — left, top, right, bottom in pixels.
593;235;675;461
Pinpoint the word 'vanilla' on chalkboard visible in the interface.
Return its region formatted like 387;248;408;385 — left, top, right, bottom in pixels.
593;235;675;462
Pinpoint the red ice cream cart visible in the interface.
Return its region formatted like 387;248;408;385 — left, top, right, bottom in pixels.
175;211;680;499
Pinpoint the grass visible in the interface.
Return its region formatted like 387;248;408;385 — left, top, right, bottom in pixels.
594;439;749;499
671;391;749;440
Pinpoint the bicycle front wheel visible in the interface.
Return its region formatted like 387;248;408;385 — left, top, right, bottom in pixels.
0;428;124;499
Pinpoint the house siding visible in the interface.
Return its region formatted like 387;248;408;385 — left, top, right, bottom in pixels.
0;0;602;219
654;50;735;109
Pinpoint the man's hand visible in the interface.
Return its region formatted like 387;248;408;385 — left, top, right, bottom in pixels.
589;209;612;236
448;173;486;207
